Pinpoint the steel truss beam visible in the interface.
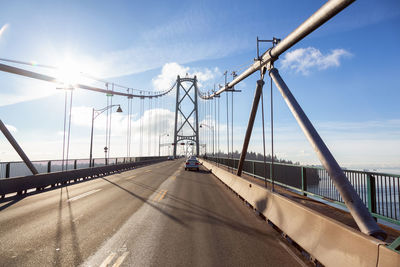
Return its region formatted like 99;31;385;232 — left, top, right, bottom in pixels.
173;76;199;157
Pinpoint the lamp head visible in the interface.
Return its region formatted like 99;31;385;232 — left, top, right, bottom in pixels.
116;106;123;113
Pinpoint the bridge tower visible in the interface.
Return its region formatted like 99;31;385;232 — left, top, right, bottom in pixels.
173;75;199;158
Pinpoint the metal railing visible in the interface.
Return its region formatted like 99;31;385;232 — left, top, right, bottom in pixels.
0;156;162;179
206;156;400;225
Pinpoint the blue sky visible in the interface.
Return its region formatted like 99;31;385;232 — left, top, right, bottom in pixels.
0;0;399;172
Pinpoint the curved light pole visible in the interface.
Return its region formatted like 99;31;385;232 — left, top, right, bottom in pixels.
89;104;122;167
159;133;169;156
200;123;214;156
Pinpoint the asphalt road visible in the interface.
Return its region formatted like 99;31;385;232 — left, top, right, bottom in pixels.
0;159;307;266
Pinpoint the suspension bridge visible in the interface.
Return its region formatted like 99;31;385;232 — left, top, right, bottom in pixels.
0;0;399;266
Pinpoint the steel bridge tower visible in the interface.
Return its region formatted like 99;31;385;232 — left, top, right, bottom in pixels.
173;75;199;158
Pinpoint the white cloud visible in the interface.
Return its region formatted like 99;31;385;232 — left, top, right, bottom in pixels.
152;63;190;91
0;23;9;38
0;74;62;107
280;47;351;75
152;62;220;91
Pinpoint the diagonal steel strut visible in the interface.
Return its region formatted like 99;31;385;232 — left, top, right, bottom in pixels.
269;67;386;240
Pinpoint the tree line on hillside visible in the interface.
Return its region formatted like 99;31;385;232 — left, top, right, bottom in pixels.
204;150;299;165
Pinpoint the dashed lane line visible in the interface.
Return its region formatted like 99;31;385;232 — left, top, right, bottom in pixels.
112;252;129;267
67;189;102;202
159;190;168;201
152;189;168;202
152;190;163;202
99;252;116;267
126;175;136;180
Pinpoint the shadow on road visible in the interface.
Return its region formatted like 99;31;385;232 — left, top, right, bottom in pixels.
101;177;188;227
65;187;83;265
124;176;273;239
0;195;25;211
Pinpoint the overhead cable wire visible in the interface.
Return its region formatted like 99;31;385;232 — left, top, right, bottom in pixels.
0;58;175;98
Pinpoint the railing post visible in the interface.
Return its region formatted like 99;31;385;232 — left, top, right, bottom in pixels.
74;160;77;170
301;167;307;196
367;174;377;221
5;163;10;178
252;161;255;177
47;161;51;173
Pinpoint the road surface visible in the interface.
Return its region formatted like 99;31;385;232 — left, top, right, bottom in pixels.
0;159;307;266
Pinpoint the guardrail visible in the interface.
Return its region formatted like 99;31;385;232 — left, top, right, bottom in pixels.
205;156;400;225
0;156;167;197
0;156;161;179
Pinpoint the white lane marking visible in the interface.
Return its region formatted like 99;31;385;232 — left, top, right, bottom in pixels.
99;252;116;267
126;175;136;180
144;170;152;173
112;252;129;267
67;189;102;202
278;240;307;267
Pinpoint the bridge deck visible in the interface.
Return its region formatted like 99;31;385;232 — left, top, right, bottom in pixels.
0;160;308;266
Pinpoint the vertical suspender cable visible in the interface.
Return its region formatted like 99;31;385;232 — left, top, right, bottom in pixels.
217;96;220;165
226;91;229;169
261;87;267;188
127;92;130;157
108;84;113;160
62;91;67;171
105;85;109;162
270;76;275;191
231;90;233;168
214;97;216;158
148;96;151;156
140;94;143;157
65;90;73;170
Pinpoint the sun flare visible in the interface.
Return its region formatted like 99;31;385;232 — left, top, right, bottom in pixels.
56;60;82;87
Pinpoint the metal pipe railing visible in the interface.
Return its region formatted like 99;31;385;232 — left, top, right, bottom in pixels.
206;156;400;226
208;0;355;99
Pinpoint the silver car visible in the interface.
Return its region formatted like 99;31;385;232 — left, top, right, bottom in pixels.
185;157;200;171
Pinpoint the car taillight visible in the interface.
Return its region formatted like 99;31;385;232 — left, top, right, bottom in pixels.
195;162;199;165
186;162;189;165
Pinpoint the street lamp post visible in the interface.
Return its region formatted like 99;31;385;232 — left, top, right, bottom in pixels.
158;133;169;157
89;104;122;167
200;124;214;156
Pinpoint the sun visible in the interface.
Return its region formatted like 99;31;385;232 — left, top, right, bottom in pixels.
56;59;82;88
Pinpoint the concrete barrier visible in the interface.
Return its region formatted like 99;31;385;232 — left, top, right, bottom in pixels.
202;160;400;267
